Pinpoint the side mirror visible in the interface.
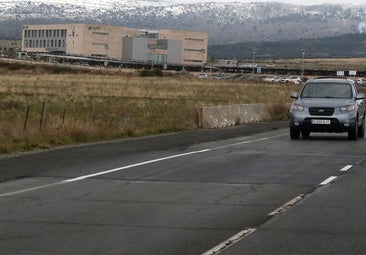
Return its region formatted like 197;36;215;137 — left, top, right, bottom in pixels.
290;92;298;99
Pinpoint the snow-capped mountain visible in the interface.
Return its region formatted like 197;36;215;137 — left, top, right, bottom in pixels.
1;0;366;44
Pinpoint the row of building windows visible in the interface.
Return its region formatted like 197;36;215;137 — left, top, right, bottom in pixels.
148;44;168;50
92;32;110;35
24;29;67;39
147;53;167;63
184;38;205;42
184;59;203;63
24;39;66;48
184;48;205;52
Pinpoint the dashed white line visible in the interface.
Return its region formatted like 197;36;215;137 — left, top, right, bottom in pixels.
201;228;256;255
340;165;353;172
203;162;354;254
319;176;338;186
268;194;305;217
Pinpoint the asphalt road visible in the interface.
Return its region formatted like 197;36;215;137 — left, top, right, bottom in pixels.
1;121;366;255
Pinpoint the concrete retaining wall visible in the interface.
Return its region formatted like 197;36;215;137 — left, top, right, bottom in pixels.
198;104;271;129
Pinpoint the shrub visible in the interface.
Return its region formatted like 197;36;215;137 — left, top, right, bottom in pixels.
139;68;163;77
267;103;290;121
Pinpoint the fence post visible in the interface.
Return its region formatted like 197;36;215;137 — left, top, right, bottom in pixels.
89;105;96;125
198;107;203;128
40;102;47;130
23;106;30;132
61;108;66;127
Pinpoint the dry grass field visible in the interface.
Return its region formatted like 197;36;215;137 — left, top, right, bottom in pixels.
0;60;295;154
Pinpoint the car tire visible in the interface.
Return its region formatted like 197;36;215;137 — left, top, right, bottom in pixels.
348;120;358;140
358;115;365;138
290;127;300;139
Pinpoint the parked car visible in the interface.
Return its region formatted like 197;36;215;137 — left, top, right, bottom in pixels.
356;78;366;85
290;77;365;140
285;76;302;84
263;76;283;83
198;73;208;79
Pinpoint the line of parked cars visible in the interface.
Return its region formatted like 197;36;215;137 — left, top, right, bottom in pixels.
263;76;302;84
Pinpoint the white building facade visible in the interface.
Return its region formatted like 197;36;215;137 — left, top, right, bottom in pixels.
21;23;208;66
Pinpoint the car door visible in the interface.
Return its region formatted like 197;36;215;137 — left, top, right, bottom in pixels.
354;85;366;122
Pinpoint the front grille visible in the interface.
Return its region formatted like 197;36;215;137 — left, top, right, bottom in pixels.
309;107;334;116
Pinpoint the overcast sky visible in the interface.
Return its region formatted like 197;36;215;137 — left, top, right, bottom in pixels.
167;0;365;5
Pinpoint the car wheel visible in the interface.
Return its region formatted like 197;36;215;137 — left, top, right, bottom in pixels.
348;120;358;140
290;127;300;139
301;130;310;137
358;115;365;138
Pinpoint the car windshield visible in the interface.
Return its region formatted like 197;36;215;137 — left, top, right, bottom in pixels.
300;82;352;99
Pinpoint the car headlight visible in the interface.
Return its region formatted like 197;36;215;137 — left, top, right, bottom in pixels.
290;103;304;112
340;104;356;112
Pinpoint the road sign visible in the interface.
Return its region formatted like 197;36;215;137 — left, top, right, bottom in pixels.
349;70;357;76
337;71;345;77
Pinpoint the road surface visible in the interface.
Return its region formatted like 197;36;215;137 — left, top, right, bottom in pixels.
1;122;366;255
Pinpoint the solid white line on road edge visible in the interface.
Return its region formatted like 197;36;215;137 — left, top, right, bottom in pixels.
0;149;211;198
0;133;284;198
319;176;338;186
214;134;287;150
62;149;212;183
268;194;305;217
201;228;256;255
340;165;353;172
0;182;65;198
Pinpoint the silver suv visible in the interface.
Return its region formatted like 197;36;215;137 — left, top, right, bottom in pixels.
290;77;365;140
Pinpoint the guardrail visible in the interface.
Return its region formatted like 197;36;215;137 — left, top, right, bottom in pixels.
198;104;271;129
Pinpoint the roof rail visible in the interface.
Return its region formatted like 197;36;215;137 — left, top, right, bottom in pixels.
312;76;350;80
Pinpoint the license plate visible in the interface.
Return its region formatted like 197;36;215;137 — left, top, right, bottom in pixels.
311;119;331;125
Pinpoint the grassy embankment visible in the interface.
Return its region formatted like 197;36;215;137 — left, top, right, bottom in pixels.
0;61;294;154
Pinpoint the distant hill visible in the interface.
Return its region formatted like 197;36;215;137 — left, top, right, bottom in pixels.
2;33;366;60
2;0;366;59
208;33;366;60
1;1;366;44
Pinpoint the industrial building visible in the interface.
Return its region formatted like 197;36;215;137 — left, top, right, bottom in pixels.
21;23;208;67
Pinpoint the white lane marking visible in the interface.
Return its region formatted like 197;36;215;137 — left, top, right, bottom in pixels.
201;228;256;255
214;134;287;150
203;193;305;255
63;149;212;183
319;176;338;186
340;165;353;172
0;182;65;198
0;149;211;197
0;133;285;197
268;194;305;217
202;159;352;254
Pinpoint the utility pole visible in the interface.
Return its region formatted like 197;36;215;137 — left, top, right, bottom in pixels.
301;49;305;81
252;49;257;74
